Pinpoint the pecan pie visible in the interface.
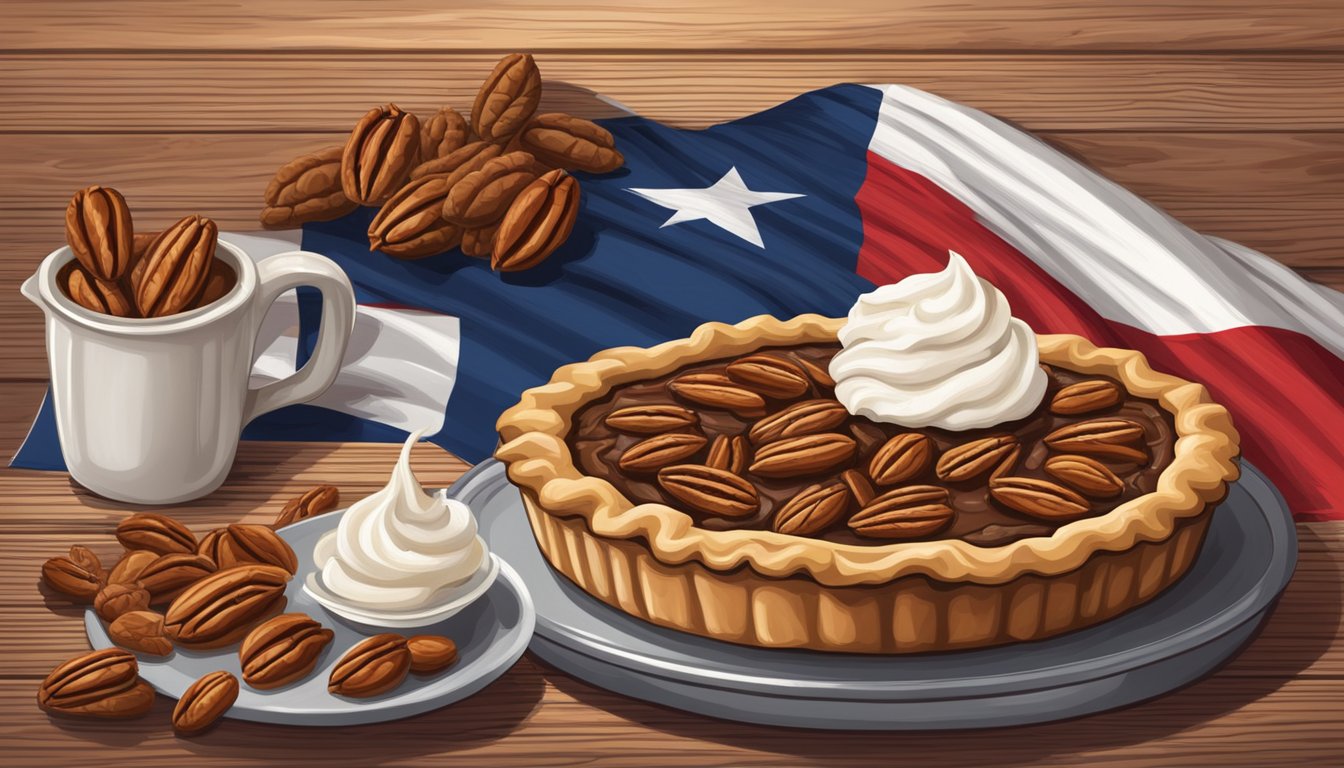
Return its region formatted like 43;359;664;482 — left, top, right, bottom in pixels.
496;314;1239;653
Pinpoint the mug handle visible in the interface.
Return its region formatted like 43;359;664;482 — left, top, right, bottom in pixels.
242;250;356;423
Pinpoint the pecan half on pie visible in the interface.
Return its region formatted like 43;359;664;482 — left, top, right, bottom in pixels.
496;257;1239;653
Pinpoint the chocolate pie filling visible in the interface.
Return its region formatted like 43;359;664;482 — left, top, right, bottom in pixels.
569;343;1176;548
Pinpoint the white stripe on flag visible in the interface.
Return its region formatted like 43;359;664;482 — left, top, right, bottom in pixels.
239;231;461;435
865;84;1344;357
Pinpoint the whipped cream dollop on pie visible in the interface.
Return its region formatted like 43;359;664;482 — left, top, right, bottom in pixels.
830;252;1047;430
310;430;490;614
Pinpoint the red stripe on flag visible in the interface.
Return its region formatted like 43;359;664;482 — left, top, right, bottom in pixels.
855;151;1344;521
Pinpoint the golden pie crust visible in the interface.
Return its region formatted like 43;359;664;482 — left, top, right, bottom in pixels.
495;314;1240;653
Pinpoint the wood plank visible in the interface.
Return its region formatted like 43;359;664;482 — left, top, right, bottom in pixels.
0;131;1336;243
1044;133;1344;202
4;53;1344;132
0;382;45;463
0;673;1341;767
4;0;1344;52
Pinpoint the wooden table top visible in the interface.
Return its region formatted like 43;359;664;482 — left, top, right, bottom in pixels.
2;3;1341;766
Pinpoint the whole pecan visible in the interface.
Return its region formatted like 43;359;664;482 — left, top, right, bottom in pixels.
137;553;218;605
705;434;749;475
749;433;857;478
164;565;291;649
747;399;848;446
471;53;542;142
409;140;502;181
604;404;698;435
1044;418;1148;463
989;477;1091;521
667;373;766;417
368;173;464;259
1050;379;1122;416
619;432;708;474
341;104;421;205
726;353;810;400
419;106;469;164
492;168;581;272
329;634;411;698
209;524;299;574
849;485;954;540
1044;454;1125;498
108;610;174;657
260;145;358;228
42;555;103;602
65;185;134;281
407;635;458;675
108;550;159;585
116;512;197;555
773;482;849;536
460;220;501;258
656;465;759;518
239;613;335;690
868;433;934;486
935;435;1018;482
94;581;151;622
516;113;624;174
274;485;341;529
132;214;217;318
60;262;136;317
172;671;238;736
442;151;539;228
37;648;155;720
68;545;106;582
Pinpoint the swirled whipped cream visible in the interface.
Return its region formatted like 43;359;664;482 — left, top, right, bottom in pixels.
310;430;490;613
829;252;1047;430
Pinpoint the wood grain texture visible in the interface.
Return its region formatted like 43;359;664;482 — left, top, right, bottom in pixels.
4;53;1344;131
0;439;471;535
0;667;1342;767
5;0;1344;52
0;383;45;460
2;2;1342;764
1303;268;1344;293
3;132;1335;241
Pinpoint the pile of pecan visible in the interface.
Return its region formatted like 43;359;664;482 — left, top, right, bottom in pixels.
36;485;458;733
261;53;623;272
601;352;1150;540
60;186;234;318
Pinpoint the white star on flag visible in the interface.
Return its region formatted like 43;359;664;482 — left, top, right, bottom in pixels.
627;167;805;248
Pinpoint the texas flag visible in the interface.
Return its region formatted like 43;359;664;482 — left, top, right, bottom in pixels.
14;84;1344;521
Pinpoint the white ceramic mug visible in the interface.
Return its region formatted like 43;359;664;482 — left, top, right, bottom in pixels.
21;239;355;504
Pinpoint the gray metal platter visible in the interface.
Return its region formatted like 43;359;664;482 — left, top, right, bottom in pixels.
472;459;1297;730
86;506;536;727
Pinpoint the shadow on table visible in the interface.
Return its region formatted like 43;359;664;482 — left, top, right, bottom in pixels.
48;662;546;758
539;526;1339;767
